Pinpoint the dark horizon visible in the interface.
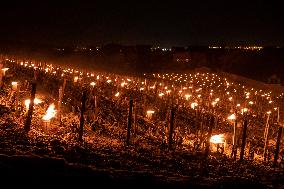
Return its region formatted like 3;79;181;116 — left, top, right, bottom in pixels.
1;1;284;47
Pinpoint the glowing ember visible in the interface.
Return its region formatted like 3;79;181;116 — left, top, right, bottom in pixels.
115;92;120;97
210;134;225;144
42;103;57;121
90;82;96;86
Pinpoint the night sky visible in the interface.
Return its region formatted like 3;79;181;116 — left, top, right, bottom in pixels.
1;0;283;47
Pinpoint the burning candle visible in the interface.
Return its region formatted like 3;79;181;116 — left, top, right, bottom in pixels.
210;134;225;144
11;81;18;91
191;102;198;109
228;113;236;120
24;98;42;111
185;94;191;100
121;82;127;87
241;108;248;114
1;68;9;76
42;103;57;130
146;110;155;119
211;101;217;107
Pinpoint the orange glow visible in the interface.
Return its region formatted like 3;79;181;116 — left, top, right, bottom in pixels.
210;134;225;144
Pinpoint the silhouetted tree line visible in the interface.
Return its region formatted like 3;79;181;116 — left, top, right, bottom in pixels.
1;42;283;85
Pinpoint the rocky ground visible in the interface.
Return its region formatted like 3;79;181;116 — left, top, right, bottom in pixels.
1;110;283;188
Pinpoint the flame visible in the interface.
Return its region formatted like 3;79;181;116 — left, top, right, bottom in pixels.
212;101;217;106
2;68;9;72
185;94;191;100
121;82;127;87
228;113;236;120
42;103;57;121
146;110;155;119
210;134;225;144
191;102;198;109
25;98;42;109
147;110;155;114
